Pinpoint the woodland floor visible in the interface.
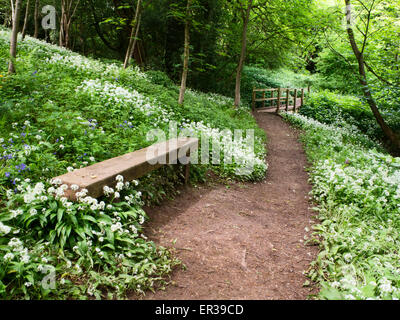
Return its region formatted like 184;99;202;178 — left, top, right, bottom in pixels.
132;112;319;300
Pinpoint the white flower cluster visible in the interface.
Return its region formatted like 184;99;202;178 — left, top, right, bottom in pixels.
45;53;106;74
0;30;68;56
0;221;11;235
186;88;234;107
0;28;149;85
76;79;174;126
45;53;148;79
180;120;267;177
4;238;30;264
284;112;400;300
21;182;46;204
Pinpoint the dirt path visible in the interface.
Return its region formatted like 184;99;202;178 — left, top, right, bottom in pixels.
135;112;318;300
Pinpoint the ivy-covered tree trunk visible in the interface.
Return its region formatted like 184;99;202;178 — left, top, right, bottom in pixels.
8;0;21;75
345;0;400;151
234;0;253;108
178;0;192;105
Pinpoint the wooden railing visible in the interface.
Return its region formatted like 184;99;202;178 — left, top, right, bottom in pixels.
252;87;310;113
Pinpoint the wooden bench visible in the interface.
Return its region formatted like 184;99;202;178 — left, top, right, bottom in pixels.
55;137;198;201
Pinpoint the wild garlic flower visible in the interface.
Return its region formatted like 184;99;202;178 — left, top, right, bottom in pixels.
0;222;11;235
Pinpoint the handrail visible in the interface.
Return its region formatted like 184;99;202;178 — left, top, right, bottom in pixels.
252;87;310;113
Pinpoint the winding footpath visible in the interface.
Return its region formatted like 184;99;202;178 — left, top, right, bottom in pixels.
134;112;319;300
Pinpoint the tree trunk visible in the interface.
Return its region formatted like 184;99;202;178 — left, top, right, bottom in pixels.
178;0;192;105
234;0;253;108
21;0;30;40
10;0;14;18
59;1;65;46
65;21;71;48
345;0;400;150
8;0;22;75
33;0;39;38
59;0;80;48
130;14;142;63
123;0;142;69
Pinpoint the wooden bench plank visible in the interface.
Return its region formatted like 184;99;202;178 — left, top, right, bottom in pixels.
55;137;198;200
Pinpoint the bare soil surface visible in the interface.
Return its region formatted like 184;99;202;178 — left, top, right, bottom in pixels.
134;112;319;300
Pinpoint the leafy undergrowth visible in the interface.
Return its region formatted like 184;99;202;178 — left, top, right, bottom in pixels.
0;29;267;299
299;90;400;143
283;112;400;300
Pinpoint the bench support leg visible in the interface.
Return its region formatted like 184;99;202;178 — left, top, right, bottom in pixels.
184;150;191;184
184;164;190;184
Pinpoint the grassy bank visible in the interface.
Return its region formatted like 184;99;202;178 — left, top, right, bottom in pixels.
0;29;267;299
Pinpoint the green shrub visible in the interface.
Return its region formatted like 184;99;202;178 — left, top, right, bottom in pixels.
146;70;177;89
300;90;383;140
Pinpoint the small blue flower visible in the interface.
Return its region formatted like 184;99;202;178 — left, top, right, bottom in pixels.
16;163;27;171
5;172;10;178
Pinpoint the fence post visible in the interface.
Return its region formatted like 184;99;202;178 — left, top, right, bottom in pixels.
276;88;281;113
270;89;274;108
293;89;298;112
262;90;265;109
301;88;304;109
285;88;289;112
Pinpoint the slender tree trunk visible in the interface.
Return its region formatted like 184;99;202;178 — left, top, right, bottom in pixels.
65;20;71;48
59;0;80;48
178;0;192;105
21;0;30;40
10;0;15;18
136;39;144;66
234;0;253;108
123;0;142;69
345;0;400;150
33;0;39;38
8;0;22;75
59;1;65;46
130;14;142;63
